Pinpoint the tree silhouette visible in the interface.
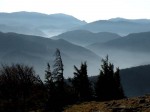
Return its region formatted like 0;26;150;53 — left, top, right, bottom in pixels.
72;62;92;101
113;67;125;99
95;56;125;101
45;49;66;111
45;63;53;83
44;63;56;111
0;64;44;112
53;49;64;88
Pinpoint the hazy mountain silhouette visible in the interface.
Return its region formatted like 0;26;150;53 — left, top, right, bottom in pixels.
0;24;46;36
75;19;150;35
109;17;150;24
0;32;100;79
120;65;150;97
52;30;121;46
87;31;150;69
89;31;150;52
0;11;86;37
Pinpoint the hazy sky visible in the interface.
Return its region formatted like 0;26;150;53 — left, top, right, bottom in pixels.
0;0;150;22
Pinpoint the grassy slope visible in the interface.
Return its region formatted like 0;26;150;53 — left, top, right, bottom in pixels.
64;95;150;112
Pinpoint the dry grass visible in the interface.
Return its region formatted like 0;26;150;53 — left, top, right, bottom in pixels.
64;95;150;112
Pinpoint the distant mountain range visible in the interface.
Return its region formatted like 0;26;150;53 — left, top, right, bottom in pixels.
109;17;150;24
88;31;150;52
86;31;150;69
75;18;150;35
1;12;150;37
0;11;86;37
0;32;100;79
0;12;150;71
52;30;121;46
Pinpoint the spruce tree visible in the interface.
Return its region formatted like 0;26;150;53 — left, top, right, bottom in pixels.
95;55;125;101
45;63;52;83
45;63;56;111
52;49;65;111
44;49;65;111
72;62;92;101
113;67;125;99
53;49;64;88
45;63;55;93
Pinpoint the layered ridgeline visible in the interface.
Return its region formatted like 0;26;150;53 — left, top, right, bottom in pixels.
89;31;150;52
52;30;121;46
74;18;150;36
0;32;100;79
87;31;150;69
0;11;86;37
2;12;150;37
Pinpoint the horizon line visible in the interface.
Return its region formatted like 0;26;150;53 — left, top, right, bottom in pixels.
0;11;150;23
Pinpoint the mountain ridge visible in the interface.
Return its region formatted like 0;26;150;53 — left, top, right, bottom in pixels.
0;11;86;37
52;30;121;46
0;31;100;79
75;19;150;35
88;31;150;52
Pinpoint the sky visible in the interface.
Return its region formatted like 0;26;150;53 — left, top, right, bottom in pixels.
0;0;150;22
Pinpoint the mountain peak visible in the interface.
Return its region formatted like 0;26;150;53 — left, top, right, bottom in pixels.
109;17;128;21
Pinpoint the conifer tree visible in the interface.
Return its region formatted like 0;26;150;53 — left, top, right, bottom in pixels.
72;62;92;101
53;49;64;88
113;67;125;99
52;49;65;111
45;63;55;93
45;63;52;82
95;55;125;101
45;63;56;111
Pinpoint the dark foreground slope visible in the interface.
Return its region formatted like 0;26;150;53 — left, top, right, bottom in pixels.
64;95;150;112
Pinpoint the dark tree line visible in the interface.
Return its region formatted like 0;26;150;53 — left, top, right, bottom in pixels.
0;49;125;112
95;55;125;101
45;49;66;112
71;62;93;101
0;64;46;112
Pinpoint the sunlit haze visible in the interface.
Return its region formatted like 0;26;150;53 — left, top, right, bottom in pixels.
0;0;150;22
